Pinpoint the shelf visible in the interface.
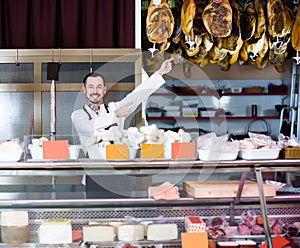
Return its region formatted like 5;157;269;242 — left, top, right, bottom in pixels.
0;192;298;208
147;116;283;120
152;92;288;97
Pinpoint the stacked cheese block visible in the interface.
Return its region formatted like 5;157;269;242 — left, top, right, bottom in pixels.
1;211;30;243
39;219;72;244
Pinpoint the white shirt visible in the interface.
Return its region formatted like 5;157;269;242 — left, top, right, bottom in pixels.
71;72;165;154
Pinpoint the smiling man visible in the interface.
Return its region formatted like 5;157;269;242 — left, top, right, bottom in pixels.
71;58;174;155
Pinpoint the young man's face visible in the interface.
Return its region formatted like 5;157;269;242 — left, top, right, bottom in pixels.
83;76;106;105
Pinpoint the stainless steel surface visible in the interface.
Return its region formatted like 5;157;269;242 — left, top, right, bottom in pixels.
255;166;272;248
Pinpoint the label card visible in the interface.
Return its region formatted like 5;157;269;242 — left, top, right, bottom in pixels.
42;140;69;159
181;232;208;248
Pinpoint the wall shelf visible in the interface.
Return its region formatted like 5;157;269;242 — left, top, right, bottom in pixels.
147;116;284;121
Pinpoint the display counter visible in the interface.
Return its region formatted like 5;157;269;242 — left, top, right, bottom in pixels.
0;159;298;248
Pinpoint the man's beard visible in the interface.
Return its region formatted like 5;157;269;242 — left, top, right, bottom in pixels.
88;94;102;104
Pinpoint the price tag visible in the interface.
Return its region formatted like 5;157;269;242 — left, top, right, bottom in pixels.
181;232;208;248
43;140;69;159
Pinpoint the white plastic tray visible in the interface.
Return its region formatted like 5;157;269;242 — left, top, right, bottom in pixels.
198;150;238;161
238;148;281;160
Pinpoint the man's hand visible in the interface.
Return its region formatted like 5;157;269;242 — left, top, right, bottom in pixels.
114;102;133;117
156;57;174;76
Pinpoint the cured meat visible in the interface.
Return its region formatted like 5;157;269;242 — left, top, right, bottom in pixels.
253;0;266;39
291;5;300;51
269;5;294;55
248;30;268;63
171;0;184;44
202;0;232;38
240;3;257;41
237;224;251;235
250;31;269;70
181;0;196;37
193;0;206;36
251;225;264;235
268;5;293;72
146;0;175;44
148;182;180;200
267;0;286;37
218;0;241;52
228;30;243;65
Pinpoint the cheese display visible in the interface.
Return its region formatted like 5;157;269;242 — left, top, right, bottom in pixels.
1;211;29;243
39;219;72;244
147;222;178;241
83;225;115;242
185;216;206;232
87;125;192;160
118;224;144;241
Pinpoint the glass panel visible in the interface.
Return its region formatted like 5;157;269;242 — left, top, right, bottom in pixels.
41;62;135;83
0;92;34;141
0;63;34;83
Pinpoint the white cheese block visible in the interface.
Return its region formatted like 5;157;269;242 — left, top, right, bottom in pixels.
1;211;28;226
118;224;144;241
39;219;72;244
147;223;178;241
83;225;114;242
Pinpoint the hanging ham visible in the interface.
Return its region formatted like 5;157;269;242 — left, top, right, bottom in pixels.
240;3;257;41
267;0;286;37
291;5;300;51
146;0;175;44
202;0;232;38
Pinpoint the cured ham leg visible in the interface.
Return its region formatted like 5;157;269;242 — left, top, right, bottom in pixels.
202;0;232;38
292;6;300;64
146;0;174;56
181;0;196;49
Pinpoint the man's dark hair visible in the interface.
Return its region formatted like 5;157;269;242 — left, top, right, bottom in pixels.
82;72;105;87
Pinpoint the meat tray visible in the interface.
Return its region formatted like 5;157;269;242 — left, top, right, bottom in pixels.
198;150;238;161
238;148;281;160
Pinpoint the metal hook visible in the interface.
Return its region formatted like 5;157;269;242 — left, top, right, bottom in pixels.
292;50;300;65
185;36;196;50
89;48;93;73
15;49;19;66
51;48;54;62
148;43;158;58
58;48;62;65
